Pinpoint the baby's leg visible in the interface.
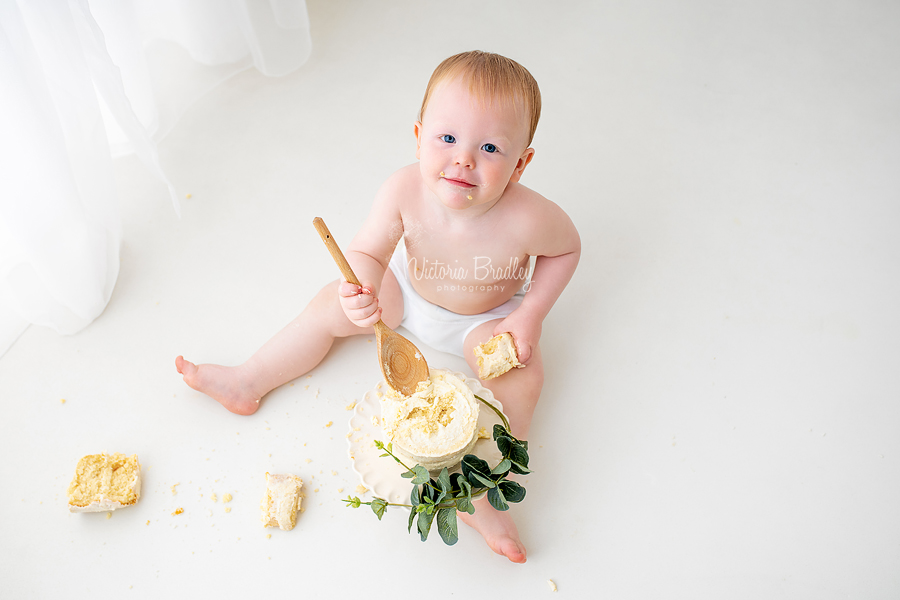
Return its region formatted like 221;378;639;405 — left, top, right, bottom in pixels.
458;319;544;563
177;271;403;415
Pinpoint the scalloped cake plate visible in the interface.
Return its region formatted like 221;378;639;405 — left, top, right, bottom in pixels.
347;371;506;505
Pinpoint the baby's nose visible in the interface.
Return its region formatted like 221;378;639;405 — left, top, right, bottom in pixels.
453;147;475;168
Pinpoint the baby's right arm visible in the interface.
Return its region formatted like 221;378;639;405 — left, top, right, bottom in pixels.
337;167;409;327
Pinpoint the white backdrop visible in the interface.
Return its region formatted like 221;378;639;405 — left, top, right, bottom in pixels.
0;0;311;357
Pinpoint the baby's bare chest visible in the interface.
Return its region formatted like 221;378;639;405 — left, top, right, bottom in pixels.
403;232;530;286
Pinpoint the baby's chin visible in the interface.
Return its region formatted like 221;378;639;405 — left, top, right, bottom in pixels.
434;190;496;212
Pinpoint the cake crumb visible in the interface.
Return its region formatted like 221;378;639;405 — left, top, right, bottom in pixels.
60;398;66;404
172;508;184;516
185;193;192;199
211;493;218;503
106;512;112;519
266;533;271;539
325;421;333;428
548;580;557;592
345;402;357;410
171;483;180;495
146;520;150;525
337;488;344;493
223;493;232;503
331;470;338;476
224;507;231;513
305;458;312;463
355;484;368;494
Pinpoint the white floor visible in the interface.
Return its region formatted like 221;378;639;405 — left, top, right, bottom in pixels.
2;1;899;598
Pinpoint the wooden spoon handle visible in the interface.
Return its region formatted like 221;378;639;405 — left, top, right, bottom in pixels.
313;217;362;287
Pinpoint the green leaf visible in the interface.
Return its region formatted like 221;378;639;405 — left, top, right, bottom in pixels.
436;508;459;545
498;480;526;504
344;496;361;509
491;458;512;476
437;468;451;494
408;488;419;533
509;443;530;473
401;468;416;479
470;472;496;489
496;435;512;457
417;506;437;541
487;486;509;511
461;455;491;486
455;492;475;514
509;460;532;476
493;423;509;440
370;497;388;520
432;469;450;505
410;465;430;485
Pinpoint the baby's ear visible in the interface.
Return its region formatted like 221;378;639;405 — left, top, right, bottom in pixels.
509;148;535;183
413;121;423;159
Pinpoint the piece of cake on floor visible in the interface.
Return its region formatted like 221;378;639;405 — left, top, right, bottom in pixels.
473;332;524;380
260;473;303;531
67;453;142;513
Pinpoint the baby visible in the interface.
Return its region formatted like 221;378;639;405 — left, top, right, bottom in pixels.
176;50;580;563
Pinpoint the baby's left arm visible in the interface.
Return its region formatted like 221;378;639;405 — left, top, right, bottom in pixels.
495;200;581;364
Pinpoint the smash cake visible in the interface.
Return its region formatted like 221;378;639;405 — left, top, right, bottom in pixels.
380;368;480;472
67;453;142;512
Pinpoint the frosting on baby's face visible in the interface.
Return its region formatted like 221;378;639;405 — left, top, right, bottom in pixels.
415;78;534;214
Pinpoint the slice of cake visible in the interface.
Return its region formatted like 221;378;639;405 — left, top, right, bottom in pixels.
473;333;523;380
260;473;303;531
67;453;142;512
381;368;479;472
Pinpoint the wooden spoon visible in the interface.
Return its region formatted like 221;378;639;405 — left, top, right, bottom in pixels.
313;217;429;396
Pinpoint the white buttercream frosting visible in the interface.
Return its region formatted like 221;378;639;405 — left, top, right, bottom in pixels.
261;472;303;531
381;369;479;471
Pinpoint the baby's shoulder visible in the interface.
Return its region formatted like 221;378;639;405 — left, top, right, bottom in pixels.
370;163;422;213
381;163;422;193
496;184;578;254
500;183;570;226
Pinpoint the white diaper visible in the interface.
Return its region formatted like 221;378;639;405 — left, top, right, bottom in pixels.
387;244;526;358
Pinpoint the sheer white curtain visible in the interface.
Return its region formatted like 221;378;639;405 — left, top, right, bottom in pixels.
0;0;311;358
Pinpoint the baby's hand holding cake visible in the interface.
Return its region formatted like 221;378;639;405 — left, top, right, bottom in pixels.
473;333;524;380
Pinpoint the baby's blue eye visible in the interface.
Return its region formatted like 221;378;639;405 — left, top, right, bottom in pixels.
482;143;498;153
441;134;456;144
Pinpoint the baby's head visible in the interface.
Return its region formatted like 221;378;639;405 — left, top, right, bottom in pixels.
419;51;542;148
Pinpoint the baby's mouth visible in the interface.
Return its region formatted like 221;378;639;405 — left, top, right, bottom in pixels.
439;173;476;188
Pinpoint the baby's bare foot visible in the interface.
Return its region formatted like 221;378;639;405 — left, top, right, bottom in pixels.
459;496;527;563
175;356;262;415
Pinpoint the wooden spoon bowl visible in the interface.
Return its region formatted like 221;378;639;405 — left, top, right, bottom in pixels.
313;217;429;396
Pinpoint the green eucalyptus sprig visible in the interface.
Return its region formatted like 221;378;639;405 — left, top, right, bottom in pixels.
342;395;531;545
